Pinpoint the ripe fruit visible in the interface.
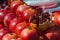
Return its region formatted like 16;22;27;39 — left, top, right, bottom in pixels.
4;13;16;27
22;8;35;21
9;18;22;33
52;10;60;26
45;27;60;40
16;38;21;40
2;33;16;40
20;28;39;40
16;4;29;17
0;9;8;23
15;22;29;36
0;28;9;40
0;24;3;29
10;1;23;13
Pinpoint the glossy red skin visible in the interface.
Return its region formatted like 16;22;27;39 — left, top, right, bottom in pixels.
0;28;9;40
16;38;21;40
0;24;3;29
52;11;60;26
20;28;39;40
16;4;29;17
9;18;22;33
10;1;20;13
15;22;29;36
4;13;16;27
54;15;60;26
2;33;16;40
45;27;60;40
0;10;8;23
22;8;35;22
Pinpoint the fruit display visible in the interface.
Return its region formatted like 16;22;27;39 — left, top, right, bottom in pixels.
0;0;60;40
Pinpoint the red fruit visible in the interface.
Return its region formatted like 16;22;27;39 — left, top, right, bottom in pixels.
52;10;60;26
54;15;60;26
2;33;16;40
15;22;29;36
45;27;60;40
22;8;35;21
0;24;3;29
10;1;23;13
16;4;29;17
4;13;16;27
16;38;21;40
9;18;22;33
0;9;8;23
20;28;39;40
0;28;9;40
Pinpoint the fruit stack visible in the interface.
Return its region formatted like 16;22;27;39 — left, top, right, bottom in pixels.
0;0;60;40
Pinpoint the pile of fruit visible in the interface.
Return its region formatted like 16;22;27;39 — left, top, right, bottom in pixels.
0;0;60;40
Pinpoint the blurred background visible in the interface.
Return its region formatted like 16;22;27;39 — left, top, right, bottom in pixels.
23;0;60;12
0;0;60;12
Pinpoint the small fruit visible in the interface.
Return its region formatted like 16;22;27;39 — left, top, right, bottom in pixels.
52;10;60;26
0;9;7;23
10;1;23;13
15;22;29;36
16;4;29;17
0;28;9;40
9;18;22;33
20;28;39;40
45;27;60;40
22;8;35;21
4;13;16;27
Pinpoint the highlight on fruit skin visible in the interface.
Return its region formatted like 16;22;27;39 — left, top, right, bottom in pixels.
52;10;60;26
10;0;24;13
16;4;29;17
4;13;16;27
44;27;60;40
